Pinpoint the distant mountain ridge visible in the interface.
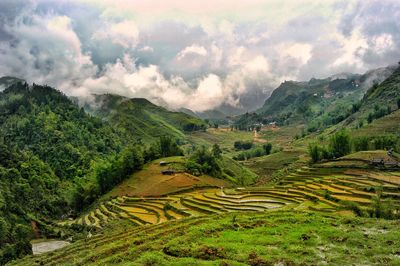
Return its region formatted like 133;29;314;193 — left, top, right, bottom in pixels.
257;65;396;119
231;65;396;130
85;93;207;143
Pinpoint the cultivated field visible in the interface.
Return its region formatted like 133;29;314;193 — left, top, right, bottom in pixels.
61;165;400;229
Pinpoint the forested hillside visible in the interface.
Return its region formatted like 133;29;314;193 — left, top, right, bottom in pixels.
233;66;395;130
343;65;400;127
0;81;201;263
87;94;207;143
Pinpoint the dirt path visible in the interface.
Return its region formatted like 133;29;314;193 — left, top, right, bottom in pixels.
253;130;267;143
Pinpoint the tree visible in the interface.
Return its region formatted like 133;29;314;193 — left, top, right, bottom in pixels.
330;130;351;158
187;146;221;177
367;113;373;124
308;144;321;163
397;97;400;109
263;143;272;155
212;144;222;158
159;136;183;157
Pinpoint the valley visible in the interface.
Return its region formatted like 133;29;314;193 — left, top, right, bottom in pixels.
1;66;400;265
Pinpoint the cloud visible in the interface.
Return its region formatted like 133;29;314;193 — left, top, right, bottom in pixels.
177;45;208;60
0;0;399;112
92;20;139;48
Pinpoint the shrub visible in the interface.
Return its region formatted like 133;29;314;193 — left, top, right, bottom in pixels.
187;146;221;177
212;144;222;158
329;130;351;158
195;245;226;260
308;144;321;163
353;136;369;151
234;144;273;161
137;252;167;266
234;141;253;150
263;143;272;155
185;160;203;176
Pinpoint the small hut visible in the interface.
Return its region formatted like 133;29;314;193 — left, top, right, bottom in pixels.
371;158;384;166
161;169;175;175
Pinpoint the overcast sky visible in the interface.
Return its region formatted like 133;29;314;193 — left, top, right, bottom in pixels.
0;0;399;111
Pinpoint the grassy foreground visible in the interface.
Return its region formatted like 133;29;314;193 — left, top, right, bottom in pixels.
11;210;400;266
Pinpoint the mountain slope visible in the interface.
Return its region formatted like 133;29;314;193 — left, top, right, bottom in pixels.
88;94;207;143
0;81;129;263
232;66;396;130
258;66;395;123
342;65;400;129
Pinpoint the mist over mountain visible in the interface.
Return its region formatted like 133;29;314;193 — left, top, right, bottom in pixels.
1;0;399;113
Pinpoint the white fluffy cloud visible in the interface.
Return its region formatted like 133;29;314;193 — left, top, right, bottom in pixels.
0;0;399;112
92;20;139;48
177;45;208;60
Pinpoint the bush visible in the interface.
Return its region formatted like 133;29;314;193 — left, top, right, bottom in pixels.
234;141;253;150
263;143;272;155
233;144;273;161
329;130;351;158
187;146;221;177
185;161;203;176
353;136;369;151
137;252;167;266
308;144;321;163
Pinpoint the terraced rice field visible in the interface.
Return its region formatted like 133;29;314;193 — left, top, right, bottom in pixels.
61;167;400;229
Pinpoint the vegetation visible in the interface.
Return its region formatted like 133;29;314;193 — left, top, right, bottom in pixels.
0;82;205;264
3;65;400;265
233;140;253;150
9;150;400;265
186;146;222;177
89;95;207;143
233;143;273;161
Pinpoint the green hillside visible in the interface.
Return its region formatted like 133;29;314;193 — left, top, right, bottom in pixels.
11;163;400;265
89;94;207;143
0;82;131;263
342;65;400;128
233;66;395;130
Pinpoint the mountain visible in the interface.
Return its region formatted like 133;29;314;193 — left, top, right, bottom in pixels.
87;94;207;143
232;65;396;130
179;107;228;122
0;80;207;263
0;81;130;263
258;66;395;121
0;76;24;91
342;64;400;128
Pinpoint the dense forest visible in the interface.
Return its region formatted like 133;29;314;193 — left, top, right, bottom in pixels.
0;82;186;263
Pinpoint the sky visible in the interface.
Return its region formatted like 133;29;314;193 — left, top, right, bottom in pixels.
0;0;399;112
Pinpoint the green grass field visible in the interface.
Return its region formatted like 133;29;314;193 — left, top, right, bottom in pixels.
13;210;400;266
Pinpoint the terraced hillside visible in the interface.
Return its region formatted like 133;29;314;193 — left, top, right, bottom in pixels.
60;166;400;229
12;210;400;265
61;188;294;229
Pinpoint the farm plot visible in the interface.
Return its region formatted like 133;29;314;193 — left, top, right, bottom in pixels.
61;167;400;229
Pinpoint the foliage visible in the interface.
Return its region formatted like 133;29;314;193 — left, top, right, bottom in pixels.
233;143;273;161
186;146;221;177
233;140;253;150
0;83;191;264
353;135;399;152
329;130;351;158
211;144;222;158
96;144;144;194
308;143;322;163
90;95;207;142
308;131;351;162
158;136;183;158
